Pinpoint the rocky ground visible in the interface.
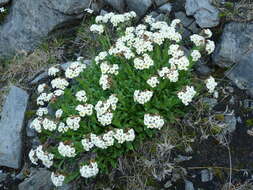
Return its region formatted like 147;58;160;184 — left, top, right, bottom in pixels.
1;0;253;190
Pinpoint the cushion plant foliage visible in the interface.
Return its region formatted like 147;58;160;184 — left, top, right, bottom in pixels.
28;11;217;187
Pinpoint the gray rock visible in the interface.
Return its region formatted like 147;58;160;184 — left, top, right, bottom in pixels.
175;11;194;27
225;53;253;96
200;169;213;182
100;9;109;16
126;0;152;16
202;97;218;109
0;171;7;183
30;72;48;85
155;14;167;21
0;0;94;58
0;86;29;169
224;114;237;134
184;180;195;190
158;3;172;14
104;0;125;13
0;0;9;6
18;168;53;190
172;0;186;11
195;61;212;76
149;11;159;18
185;0;220;28
155;0;168;7
213;22;253;68
187;21;200;34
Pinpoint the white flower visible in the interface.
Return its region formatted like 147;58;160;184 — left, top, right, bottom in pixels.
95;51;108;64
80;161;99;178
76;104;94;117
66;116;81;131
58;122;69;133
134;90;153;104
205;76;217;93
65;61;86;79
58;142;76;158
54;89;64;97
203;29;212;38
29;149;38;165
81;138;94;151
51;172;65;187
190;34;205;47
99;74;111;90
48;67;60;76
90;24;104;34
76;90;87;102
84;8;94;14
191;50;201;62
30;117;42;133
170;19;181;28
205;40;215;54
177;86;196;106
147;76;160;88
55;109;63;118
144;114;165;130
51;78;69;90
134;54;154;70
168;44;184;58
36;93;53;106
36;107;48;117
42;118;57;131
37;83;46;94
34;145;54;168
97;112;113;126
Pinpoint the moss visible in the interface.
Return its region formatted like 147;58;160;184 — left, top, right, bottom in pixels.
214;114;225;121
246;119;253;127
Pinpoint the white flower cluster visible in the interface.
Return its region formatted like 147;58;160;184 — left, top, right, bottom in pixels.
168;44;184;59
76;90;87;102
58;122;69;133
205;76;217;93
191;50;201;62
80;161;99;178
100;61;119;75
55;109;63;118
36;92;53;106
95;11;136;27
51;172;65;187
206;40;215;54
76;104;93;117
36;107;48;117
30;117;57;132
169;56;190;71
65;61;86;79
134;90;153;104
95;94;118;126
147;76;160;88
82;128;135;151
190;34;205;47
58;142;76;157
51;78;69;90
37;83;46;93
203;29;212;38
158;67;179;82
48;66;60;76
66;116;81;130
95;51;108;64
190;32;215;55
144;114;165;130
99;62;119;90
177;86;196;106
29;145;54;168
90;24;104;34
134;54;154;70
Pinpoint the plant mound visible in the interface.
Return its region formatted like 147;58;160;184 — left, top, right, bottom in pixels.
28;11;217;187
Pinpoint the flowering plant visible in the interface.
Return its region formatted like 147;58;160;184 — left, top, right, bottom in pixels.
29;11;217;187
